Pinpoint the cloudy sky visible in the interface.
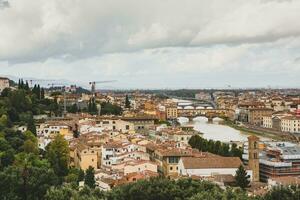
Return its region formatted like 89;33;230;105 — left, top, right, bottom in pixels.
0;0;300;89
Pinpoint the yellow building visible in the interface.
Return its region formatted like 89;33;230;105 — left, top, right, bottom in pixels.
166;106;178;119
74;142;99;170
154;148;193;177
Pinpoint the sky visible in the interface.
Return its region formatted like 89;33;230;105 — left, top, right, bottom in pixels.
0;0;300;89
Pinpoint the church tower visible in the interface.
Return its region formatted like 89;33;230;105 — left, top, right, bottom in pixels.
248;135;260;182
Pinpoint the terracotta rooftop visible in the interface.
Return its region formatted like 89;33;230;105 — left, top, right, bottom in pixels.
181;156;242;169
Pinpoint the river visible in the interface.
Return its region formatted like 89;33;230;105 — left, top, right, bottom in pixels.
178;116;268;143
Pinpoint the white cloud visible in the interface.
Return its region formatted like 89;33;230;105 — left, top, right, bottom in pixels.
0;0;300;88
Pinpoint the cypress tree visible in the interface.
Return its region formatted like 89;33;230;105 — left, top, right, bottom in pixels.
27;116;37;135
18;79;21;89
125;95;130;109
20;79;24;89
25;81;29;91
41;88;45;99
235;165;250;190
37;85;41;99
84;166;95;189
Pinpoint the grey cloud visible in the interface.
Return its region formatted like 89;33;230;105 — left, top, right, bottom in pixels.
0;0;9;9
1;0;300;63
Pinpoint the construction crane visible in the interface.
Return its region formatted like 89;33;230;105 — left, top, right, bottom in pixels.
48;83;67;117
89;80;117;94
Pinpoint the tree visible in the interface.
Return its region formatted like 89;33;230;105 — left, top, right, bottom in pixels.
88;98;98;115
46;134;70;178
231;143;243;159
41;88;45;99
45;184;105;200
25;81;30;91
125;95;131;109
264;186;300;200
0;137;15;168
0;114;8;129
68;103;78;113
84;166;96;189
0;153;59;200
22;140;39;154
100;102;122;116
235;165;250;190
78;169;85;182
27;115;36;135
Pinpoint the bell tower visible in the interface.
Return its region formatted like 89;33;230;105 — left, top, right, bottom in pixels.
248;135;260;182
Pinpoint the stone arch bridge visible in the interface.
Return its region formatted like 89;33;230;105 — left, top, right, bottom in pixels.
177;109;230;123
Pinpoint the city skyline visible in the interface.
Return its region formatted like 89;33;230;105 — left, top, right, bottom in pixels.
1;0;300;88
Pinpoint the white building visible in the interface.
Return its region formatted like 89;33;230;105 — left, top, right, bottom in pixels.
262;116;272;129
281;116;300;133
178;156;252;180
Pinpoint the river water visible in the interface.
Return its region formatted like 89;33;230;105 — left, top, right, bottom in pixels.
178;116;268;143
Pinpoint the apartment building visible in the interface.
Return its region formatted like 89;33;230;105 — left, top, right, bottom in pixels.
248;108;273;126
160;128;196;145
262;112;300;133
165;106;178;119
101;141;146;168
281;116;300;133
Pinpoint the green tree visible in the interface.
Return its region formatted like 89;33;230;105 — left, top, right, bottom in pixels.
231;143;243;159
0;114;8;128
0;153;59;200
45;185;104;200
0;137;15;168
41;88;45;99
263;186;300;200
100;102;122;116
27;115;36;135
235;165;250;190
68;103;78;113
125;95;131;109
25;81;30;91
84;166;96;189
46;134;70;178
78;169;85;182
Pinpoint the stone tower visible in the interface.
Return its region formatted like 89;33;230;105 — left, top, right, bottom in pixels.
248;135;260;182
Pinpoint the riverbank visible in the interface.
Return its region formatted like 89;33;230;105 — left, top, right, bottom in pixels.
221;119;288;141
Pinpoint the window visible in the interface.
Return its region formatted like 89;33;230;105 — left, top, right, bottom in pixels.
169;157;179;164
126;125;130;130
254;153;258;159
170;167;173;170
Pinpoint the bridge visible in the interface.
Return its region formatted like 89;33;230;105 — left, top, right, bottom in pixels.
177;108;231;123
